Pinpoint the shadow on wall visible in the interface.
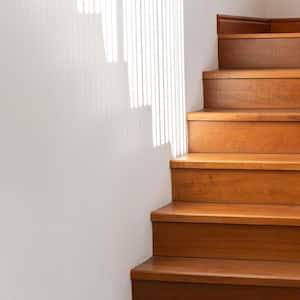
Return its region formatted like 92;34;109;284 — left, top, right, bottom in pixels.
0;1;171;300
77;0;187;156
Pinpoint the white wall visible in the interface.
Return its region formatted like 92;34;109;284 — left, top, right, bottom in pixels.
0;1;170;300
265;0;300;18
184;0;267;111
0;1;267;300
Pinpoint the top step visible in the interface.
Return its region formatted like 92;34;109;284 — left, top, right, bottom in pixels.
218;15;300;34
217;15;300;69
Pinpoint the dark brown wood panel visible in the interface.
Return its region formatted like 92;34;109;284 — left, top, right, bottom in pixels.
217;15;270;34
219;38;300;69
204;78;300;109
153;222;300;261
188;120;300;153
172;168;300;204
271;18;300;33
133;281;300;300
132;256;300;287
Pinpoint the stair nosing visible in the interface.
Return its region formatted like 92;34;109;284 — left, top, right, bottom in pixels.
187;109;300;122
151;202;300;227
203;69;300;80
131;257;300;288
219;32;300;39
170;154;300;171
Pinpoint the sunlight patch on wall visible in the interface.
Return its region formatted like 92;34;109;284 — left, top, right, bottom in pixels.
77;0;118;63
77;0;187;157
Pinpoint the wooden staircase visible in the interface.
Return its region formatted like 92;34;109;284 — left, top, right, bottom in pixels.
131;15;300;299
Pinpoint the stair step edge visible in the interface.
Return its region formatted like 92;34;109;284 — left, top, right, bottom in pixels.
131;257;300;288
219;32;300;39
151;202;300;226
170;154;300;171
203;69;300;79
187;109;300;122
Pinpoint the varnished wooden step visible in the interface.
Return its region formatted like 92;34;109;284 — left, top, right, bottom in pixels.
132;257;300;300
132;256;300;287
171;153;300;170
188;109;300;121
219;33;300;39
171;153;300;204
152;202;300;226
219;33;300;68
204;69;300;79
188;109;300;153
152;202;300;261
204;69;300;109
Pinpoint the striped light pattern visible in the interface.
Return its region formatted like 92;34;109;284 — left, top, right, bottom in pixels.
77;0;187;157
77;0;118;62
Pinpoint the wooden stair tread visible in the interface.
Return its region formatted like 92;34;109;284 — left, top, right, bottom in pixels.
131;256;300;288
219;32;300;39
188;109;300;122
152;202;300;226
171;153;300;171
204;69;300;79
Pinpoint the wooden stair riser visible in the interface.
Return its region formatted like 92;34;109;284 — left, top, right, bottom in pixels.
153;222;300;262
204;78;300;109
219;38;300;69
133;281;300;300
172;168;300;205
188;121;300;153
217;15;300;34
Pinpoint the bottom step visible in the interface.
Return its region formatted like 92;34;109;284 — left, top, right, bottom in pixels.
132;257;300;300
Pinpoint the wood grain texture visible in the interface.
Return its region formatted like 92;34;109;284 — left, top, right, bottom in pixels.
131;14;300;300
217;15;270;34
153;222;300;261
131;256;300;288
219;33;300;39
172;168;300;204
133;281;300;300
204;69;300;79
188;120;300;153
152;202;300;226
204;78;300;109
188;109;300;121
171;153;300;171
219;38;300;69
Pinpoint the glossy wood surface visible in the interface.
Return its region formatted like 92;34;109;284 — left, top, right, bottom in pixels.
204;78;300;109
132;257;300;288
172;168;300;204
153;222;300;261
204;69;300;79
188;109;300;121
219;38;300;69
132;14;300;299
217;15;270;34
219;32;300;39
171;153;300;170
188;120;300;153
152;202;300;226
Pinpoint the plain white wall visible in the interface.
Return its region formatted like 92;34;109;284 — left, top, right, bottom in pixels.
184;0;267;111
265;0;300;17
0;1;267;300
